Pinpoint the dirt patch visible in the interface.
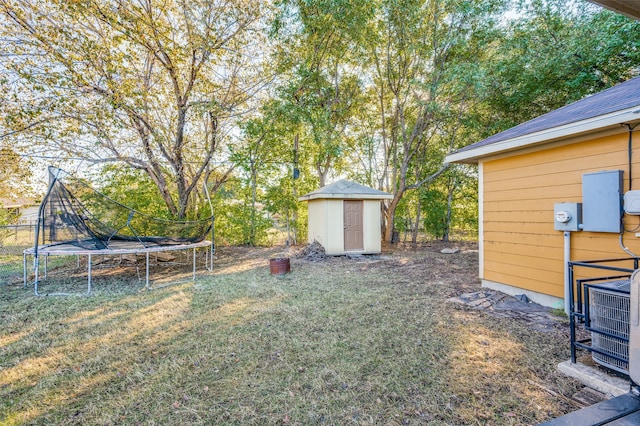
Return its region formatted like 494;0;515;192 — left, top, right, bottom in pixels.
220;240;565;334
448;290;567;333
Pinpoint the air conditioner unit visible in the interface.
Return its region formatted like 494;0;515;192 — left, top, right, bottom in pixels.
587;280;630;374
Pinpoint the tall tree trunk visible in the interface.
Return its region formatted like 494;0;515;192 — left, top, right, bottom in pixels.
412;200;421;243
250;163;258;246
384;187;404;242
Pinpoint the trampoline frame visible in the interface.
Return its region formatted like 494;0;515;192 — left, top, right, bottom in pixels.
23;239;213;296
23;166;217;296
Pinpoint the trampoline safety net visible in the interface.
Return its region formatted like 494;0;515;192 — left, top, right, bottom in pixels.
37;166;213;251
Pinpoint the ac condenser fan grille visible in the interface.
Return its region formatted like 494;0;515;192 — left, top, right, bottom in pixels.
588;281;630;374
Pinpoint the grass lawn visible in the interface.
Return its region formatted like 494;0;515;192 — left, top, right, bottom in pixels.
0;243;581;425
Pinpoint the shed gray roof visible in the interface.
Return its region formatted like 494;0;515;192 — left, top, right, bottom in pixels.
298;179;393;201
446;76;640;164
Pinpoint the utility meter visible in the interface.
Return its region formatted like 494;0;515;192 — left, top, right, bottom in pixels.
555;210;572;223
554;202;582;231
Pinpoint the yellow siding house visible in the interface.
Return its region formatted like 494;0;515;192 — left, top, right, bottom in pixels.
446;76;640;308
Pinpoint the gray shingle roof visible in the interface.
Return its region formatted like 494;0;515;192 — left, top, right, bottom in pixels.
588;0;640;20
298;179;393;201
451;76;640;158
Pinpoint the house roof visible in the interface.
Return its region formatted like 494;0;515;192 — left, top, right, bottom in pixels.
446;76;640;164
298;179;393;201
588;0;640;20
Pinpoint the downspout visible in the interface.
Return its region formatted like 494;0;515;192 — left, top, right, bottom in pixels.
629;124;635;191
564;231;571;315
620;123;640;258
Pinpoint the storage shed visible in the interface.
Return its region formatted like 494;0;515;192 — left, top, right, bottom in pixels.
445;76;640;309
299;180;393;255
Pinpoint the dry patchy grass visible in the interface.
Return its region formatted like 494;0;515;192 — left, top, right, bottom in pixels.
0;242;581;425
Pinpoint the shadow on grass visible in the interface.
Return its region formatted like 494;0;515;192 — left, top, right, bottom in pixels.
1;272;284;424
1;246;579;425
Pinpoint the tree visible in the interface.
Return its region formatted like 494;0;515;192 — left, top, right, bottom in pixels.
481;0;640;133
420;165;477;241
0;144;31;233
271;0;372;187
88;165;173;219
0;146;31;200
0;0;267;218
367;0;505;242
0;146;32;229
229;101;294;245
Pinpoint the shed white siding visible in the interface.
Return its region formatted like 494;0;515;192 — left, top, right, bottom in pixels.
304;198;384;255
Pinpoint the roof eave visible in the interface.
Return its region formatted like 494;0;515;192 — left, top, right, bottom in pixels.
299;193;394;201
446;105;640;164
587;1;640;20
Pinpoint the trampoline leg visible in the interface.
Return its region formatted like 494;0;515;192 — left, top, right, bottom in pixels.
23;253;27;289
34;257;40;296
145;252;150;289
209;242;214;272
87;254;92;295
44;254;48;279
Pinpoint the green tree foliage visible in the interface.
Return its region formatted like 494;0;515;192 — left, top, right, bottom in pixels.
264;175;309;245
0;146;32;200
368;0;505;242
420;166;477;241
89;165;176;220
0;0;267;219
271;0;372;186
4;0;640;246
213;177;274;246
482;0;640;133
0;146;33;227
228;101;295;245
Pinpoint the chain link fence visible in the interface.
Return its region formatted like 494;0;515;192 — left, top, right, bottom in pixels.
1;222;80;289
0;222;36;285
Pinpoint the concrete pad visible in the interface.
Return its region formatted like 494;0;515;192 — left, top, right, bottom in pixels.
558;360;630;398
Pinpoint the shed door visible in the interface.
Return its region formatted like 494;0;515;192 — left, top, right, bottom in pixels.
344;200;363;251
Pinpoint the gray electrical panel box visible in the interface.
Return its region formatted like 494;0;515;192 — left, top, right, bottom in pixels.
582;170;623;233
554;202;582;231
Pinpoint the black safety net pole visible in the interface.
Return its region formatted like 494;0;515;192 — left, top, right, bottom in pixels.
32;167;63;295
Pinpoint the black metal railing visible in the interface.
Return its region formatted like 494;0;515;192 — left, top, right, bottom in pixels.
569;258;639;375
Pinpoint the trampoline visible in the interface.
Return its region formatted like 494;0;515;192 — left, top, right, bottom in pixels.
23;167;215;295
